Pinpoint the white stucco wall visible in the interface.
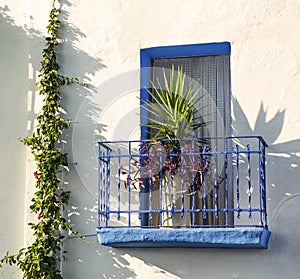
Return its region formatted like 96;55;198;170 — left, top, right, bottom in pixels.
1;0;300;278
0;1;28;278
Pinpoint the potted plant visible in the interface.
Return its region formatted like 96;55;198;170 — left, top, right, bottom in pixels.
141;66;209;227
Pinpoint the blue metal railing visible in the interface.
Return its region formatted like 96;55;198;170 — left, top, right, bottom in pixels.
97;136;268;229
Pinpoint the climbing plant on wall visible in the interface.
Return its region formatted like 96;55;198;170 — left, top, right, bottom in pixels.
0;0;78;278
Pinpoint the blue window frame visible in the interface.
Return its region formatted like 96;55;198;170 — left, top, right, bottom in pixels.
96;42;271;248
140;42;233;228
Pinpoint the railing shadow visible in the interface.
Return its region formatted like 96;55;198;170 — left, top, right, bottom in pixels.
232;96;300;225
123;96;300;278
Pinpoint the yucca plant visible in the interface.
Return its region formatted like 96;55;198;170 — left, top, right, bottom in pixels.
141;65;209;178
142;66;207;150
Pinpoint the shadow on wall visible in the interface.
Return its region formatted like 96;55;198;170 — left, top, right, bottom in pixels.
3;3;300;274
51;1;138;278
231;96;300;226
122;97;300;279
61;32;300;278
4;0;299;276
0;5;31;278
0;2;136;279
0;7;29;150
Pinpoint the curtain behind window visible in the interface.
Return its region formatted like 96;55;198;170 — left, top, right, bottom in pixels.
150;55;233;227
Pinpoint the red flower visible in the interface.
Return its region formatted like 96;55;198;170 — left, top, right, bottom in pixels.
34;171;39;179
38;215;42;220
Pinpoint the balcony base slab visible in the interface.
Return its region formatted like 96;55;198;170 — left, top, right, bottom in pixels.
97;227;271;248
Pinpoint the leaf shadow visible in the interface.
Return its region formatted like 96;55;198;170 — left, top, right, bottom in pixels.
232;96;300;224
0;3;135;279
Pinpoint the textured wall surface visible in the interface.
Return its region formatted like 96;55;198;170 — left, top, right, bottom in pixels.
0;1;28;278
1;0;300;278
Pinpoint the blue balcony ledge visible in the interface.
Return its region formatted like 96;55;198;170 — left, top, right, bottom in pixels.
97;227;271;249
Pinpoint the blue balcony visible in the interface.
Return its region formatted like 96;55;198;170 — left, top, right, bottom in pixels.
97;136;271;248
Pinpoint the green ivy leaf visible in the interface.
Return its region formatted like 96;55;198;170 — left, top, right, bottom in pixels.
0;1;82;278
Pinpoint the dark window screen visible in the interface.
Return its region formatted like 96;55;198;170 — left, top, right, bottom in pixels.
150;54;233;226
151;55;231;138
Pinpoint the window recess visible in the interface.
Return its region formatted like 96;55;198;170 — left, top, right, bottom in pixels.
96;42;271;248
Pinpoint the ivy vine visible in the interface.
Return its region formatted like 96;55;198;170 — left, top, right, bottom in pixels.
0;1;78;278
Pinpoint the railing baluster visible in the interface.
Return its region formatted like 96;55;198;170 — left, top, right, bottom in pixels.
202;146;207;219
258;139;263;226
213;145;219;219
140;142;149;227
117;148;121;221
180;146;185;219
106;148;111;227
261;141;268;229
191;141;196;226
169;147;174;222
236;145;240;219
98;143;101;227
247;144;252;219
127;142;131;226
148;146;153;222
159;144;163;227
102;153;106;224
225;142;229;226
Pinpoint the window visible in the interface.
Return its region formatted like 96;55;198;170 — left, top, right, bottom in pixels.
140;42;232;228
96;43;271;248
